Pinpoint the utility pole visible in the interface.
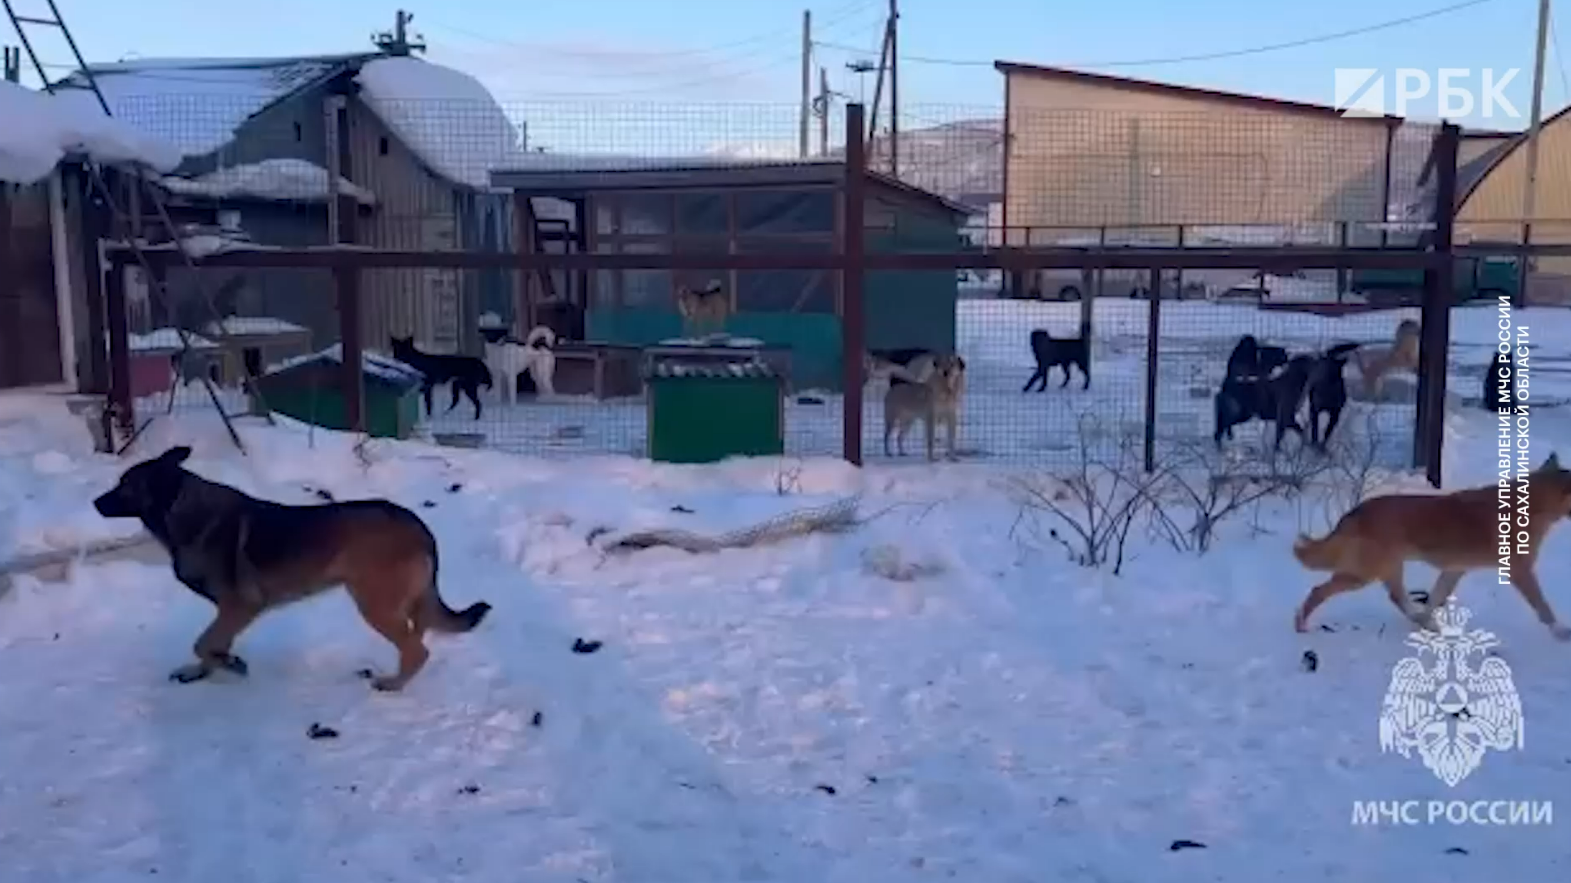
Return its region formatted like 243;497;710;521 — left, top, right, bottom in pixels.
1518;0;1551;303
889;0;899;179
867;26;889;153
819;66;831;155
373;9;427;56
799;9;812;159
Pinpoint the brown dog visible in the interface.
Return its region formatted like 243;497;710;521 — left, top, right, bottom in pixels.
676;280;730;338
882;353;966;461
92;445;491;691
1293;452;1571;639
1353;318;1420;399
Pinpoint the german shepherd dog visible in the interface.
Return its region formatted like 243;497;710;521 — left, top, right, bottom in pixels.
1293;452;1571;640
1022;329;1089;391
883;353;966;461
92;445;492;691
389;336;492;420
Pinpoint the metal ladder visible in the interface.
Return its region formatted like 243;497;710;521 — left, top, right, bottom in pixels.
4;0;272;453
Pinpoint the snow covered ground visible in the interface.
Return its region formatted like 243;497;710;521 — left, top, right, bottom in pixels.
3;301;1570;879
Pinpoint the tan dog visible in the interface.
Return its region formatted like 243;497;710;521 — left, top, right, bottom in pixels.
882;353;966;461
676;280;730;338
92;445;491;691
1353;319;1421;398
1293;452;1571;640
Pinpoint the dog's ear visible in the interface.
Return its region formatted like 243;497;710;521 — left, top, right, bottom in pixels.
159;445;193;466
955;356;967;370
1542;452;1562;473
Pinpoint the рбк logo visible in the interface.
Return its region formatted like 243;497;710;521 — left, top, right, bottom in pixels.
1379;604;1524;786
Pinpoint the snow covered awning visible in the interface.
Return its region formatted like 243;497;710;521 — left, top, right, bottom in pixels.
161;158;377;206
0;80;181;185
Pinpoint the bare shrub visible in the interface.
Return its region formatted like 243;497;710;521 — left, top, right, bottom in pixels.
1295;411;1394;535
1145;441;1319;553
1006;415;1164;574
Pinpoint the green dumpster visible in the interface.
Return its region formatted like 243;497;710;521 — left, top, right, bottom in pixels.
254;346;424;440
646;358;785;463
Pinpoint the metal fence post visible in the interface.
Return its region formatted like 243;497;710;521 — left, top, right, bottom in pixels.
104;249;133;443
1143;266;1162;472
842;103;867;466
336;264;365;434
1416;122;1460;487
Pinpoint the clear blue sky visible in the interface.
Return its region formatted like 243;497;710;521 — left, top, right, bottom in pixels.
9;0;1565;131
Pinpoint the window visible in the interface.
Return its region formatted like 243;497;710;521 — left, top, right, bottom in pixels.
378;136;390;156
736;189;834;235
617;193;672;235
675;193;727;235
735;238;834;314
620;241;671;308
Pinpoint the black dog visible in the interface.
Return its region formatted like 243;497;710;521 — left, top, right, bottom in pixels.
1304;342;1360;450
389;336;492;420
1214;343;1359;452
1023;329;1090;391
1214;354;1320;451
1223;334;1289;381
1483;349;1516;411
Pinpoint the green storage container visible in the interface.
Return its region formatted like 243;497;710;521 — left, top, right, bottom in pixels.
646;359;784;463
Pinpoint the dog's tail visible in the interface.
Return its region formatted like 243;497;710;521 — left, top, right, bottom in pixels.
424;583;491;633
421;546;491;633
1292;529;1348;572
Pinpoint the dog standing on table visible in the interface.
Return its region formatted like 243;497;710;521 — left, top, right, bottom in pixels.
389;336;492;420
1022;329;1090;391
676;280;730;338
91;445;492;691
484;325;558;405
1293;452;1571;640
883;353;966;461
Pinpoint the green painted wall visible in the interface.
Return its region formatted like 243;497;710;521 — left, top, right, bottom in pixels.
586;193;964;393
866;204;966;354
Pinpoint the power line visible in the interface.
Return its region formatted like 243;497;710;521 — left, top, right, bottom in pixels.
423;0;879;66
817;0;1500;69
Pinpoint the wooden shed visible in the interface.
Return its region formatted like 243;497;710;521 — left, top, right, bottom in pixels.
489;158;973;392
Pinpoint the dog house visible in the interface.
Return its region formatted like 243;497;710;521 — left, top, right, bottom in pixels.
489;158;973;392
255;344;424;439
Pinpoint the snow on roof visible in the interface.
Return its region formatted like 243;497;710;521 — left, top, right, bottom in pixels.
204;316;307;337
354;57;524;189
128;328;218;351
266;343;424;386
53;55;367;158
0;80;182;184
162;158;377;205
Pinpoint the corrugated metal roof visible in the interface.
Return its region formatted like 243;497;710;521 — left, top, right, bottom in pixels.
52;54;374;157
491;157;974;217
